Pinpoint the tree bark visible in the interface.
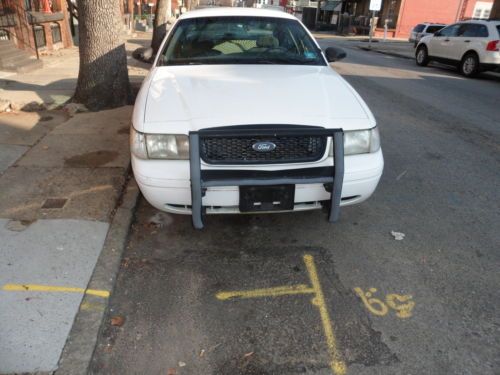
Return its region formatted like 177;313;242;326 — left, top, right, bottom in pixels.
74;0;131;110
151;0;169;55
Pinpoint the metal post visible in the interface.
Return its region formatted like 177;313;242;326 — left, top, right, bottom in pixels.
368;10;374;49
189;133;204;230
68;0;75;36
30;21;39;60
329;132;344;222
315;0;321;30
383;19;388;41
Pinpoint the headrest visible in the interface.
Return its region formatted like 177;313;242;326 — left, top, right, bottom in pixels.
256;35;279;48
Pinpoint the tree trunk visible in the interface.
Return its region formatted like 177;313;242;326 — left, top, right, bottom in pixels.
128;0;135;30
151;0;169;55
74;0;131;110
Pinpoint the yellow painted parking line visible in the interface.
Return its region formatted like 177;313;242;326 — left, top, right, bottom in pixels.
216;284;314;300
303;254;346;375
215;254;346;375
2;283;110;298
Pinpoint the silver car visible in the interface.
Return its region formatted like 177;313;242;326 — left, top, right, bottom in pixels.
410;23;446;47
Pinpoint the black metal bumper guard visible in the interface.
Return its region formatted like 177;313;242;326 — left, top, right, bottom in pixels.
189;127;344;229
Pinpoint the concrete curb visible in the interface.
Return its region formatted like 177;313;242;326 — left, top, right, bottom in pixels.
55;177;140;375
358;46;414;60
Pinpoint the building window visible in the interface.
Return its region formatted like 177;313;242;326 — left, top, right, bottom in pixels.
472;1;493;19
51;22;62;43
0;28;9;40
34;25;46;47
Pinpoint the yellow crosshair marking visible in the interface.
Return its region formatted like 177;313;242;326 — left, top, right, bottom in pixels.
2;283;110;298
216;254;346;375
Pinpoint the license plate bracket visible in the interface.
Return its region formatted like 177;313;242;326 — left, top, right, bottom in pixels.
239;185;295;212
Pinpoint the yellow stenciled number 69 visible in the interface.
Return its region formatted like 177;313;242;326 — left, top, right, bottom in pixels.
354;287;389;316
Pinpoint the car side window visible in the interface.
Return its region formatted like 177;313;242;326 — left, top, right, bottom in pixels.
426;25;444;34
459;24;489;38
414;24;425;33
438;24;460;37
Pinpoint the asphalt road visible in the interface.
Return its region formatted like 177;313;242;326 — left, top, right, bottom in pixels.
91;38;500;375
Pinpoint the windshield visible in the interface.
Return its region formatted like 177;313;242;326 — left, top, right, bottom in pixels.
159;16;325;66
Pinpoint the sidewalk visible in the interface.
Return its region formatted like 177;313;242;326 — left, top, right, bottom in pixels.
0;34;150;111
0;35;151;375
0;106;139;374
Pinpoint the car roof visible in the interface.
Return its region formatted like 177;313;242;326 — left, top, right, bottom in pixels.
178;7;297;21
457;19;500;25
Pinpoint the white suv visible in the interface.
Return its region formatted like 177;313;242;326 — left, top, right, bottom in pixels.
131;8;384;229
415;20;500;77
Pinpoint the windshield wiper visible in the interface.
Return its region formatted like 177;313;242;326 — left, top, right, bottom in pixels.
253;56;319;65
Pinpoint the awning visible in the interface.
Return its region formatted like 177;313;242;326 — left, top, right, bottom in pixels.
321;0;342;11
27;11;64;24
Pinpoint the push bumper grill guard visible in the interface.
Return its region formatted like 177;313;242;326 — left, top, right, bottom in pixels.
189;127;344;229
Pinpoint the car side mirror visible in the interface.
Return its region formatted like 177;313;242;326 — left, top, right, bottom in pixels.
324;47;346;63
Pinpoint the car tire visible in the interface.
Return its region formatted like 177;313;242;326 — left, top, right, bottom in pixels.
416;45;429;66
460;52;480;78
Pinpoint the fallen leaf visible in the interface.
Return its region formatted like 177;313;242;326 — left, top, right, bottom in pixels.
199;349;205;357
167;369;176;375
178;361;186;367
110;315;125;327
243;351;254;359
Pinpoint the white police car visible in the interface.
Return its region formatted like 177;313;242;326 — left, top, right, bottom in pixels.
131;7;384;228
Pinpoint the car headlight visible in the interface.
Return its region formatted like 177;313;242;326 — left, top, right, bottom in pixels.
130;127;189;159
329;127;380;156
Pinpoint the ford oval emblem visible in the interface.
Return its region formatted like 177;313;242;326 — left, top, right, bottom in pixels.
252;141;276;152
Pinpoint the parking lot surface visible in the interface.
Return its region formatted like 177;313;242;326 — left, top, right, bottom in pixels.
91;37;500;374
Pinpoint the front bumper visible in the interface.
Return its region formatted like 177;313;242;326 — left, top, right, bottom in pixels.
190;127;345;228
133;127;384;229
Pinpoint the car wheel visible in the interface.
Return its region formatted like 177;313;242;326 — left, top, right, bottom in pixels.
460;52;479;77
416;45;429;66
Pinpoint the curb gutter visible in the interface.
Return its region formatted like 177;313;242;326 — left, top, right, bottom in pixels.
55;177;140;375
358;46;414;60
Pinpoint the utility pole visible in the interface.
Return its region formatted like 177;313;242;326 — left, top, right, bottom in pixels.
315;0;321;30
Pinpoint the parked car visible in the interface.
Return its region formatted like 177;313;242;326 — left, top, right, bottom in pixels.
415;20;500;77
131;7;384;229
409;23;446;47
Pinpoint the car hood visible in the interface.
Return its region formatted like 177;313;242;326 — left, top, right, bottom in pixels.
135;64;375;133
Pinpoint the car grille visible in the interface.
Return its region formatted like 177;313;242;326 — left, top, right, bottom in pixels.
200;135;327;164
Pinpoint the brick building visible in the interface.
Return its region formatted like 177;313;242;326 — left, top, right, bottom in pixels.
0;0;72;54
339;0;494;38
